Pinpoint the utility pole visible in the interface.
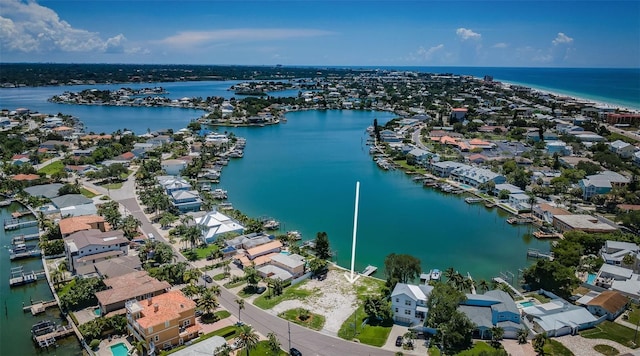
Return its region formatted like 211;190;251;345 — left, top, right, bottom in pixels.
288;321;291;351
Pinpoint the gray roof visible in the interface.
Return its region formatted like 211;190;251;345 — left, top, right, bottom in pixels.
94;256;142;278
459;305;493;329
59;204;98;217
24;183;63;198
485;290;519;314
51;194;93;209
171;336;227;356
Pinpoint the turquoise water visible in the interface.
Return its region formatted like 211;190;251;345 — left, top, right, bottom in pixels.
110;342;129;356
519;300;535;307
587;273;597;285
94;308;101;316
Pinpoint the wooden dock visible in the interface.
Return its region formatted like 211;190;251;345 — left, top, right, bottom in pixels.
4;218;38;230
23;300;58;315
526;248;554;261
11;232;40;245
360;265;377;276
35;325;75;348
9;267;45;287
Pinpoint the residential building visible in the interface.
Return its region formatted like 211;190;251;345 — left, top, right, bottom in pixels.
450;166;506;188
245;240;283;260
269;253;306;278
634;151;640;167
579;171;630;199
546;141;572;156
97;271;171;314
59;215;108;237
493;183;524;196
170;190;202;213
585;291;629;321
532;203;571;224
595;264;640;301
521;291;600;337
157;176;192;194
430;161;467;178
126;290;199;354
391;283;433;325
50;194;93;210
161;159;188;176
609;140;636;158
450;108;468;121
508;193;532;211
459;290;524;339
600;241;639;267
553;214;618;234
606;113;640;125
407;148;434;167
64;229;129;273
193;210;244;244
75;255;141;278
23;183;64;199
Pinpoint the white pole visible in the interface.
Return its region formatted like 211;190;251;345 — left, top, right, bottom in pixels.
349;181;360;282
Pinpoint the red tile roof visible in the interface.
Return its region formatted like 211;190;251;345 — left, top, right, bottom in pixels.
135;290;196;329
12;174;40;181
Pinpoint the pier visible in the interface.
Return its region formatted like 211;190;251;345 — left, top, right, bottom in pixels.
11;232;40;245
492;277;524;299
23;300;58;315
526;248;554;261
34;325;75;348
9;266;45;287
4;218;38;230
360;265;377;276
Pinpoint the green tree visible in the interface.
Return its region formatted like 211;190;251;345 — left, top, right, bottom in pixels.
266;332;281;354
363;293;392;322
314;231;331;260
532;332;547;355
522;260;579;299
197;289;219;316
235;298;245;322
490;326;504;348
235;325;260;356
308;258;328;276
517;328;529;344
243;266;260;289
384;253;421;289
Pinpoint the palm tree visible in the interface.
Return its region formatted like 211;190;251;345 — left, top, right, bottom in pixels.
208;285;221;297
517;328;529;344
223;262;231;279
235;298;245;322
532;332;547;355
50;268;63;289
132;340;146;356
444;267;456;284
235;325;260;356
266;332;281;353
197;289;219;316
477;279;490;293
213;343;232;356
183;268;203;285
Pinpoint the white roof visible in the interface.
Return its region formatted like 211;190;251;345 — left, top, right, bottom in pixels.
195;211;244;241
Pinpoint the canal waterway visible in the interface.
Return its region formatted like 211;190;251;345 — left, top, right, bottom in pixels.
0;203;82;356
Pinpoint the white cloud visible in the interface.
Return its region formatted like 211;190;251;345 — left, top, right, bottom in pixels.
492;42;508;49
552;32;573;45
417;44;445;60
0;0;136;54
157;28;334;48
456;28;481;41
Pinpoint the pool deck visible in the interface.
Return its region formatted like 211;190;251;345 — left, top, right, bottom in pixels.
96;335;133;356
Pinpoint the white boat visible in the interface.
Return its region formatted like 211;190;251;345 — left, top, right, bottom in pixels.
263;219;280;230
429;269;441;281
0;200;11;207
212;188;228;199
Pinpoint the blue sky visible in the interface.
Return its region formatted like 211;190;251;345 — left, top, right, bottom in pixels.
1;0;639;67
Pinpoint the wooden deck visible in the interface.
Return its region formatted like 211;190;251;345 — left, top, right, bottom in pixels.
35;325;75;348
23;300;58;315
360;265;377;276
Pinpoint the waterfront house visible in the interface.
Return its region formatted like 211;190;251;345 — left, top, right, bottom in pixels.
380;129;401;143
595;264;640;301
126;290;200;354
59;215;108;237
64;229;129;274
552;214;618;234
493;183;524;196
521;293;600;337
430;161;467;178
161;159;187;176
450;165;506;188
532;203;571;224
157;176;192;194
579;171;630;199
269;253;306;278
246;240;283;260
459;290;524;339
23;183;64;199
508;193;532;212
193;210;244;244
585;291;629;321
391;283;433;325
76;255;142;278
169;190;202;213
406;148;434;167
98;271;171;315
609;140;636;158
600;240;639;267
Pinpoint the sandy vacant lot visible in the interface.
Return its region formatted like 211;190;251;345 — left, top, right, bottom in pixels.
269;268;381;334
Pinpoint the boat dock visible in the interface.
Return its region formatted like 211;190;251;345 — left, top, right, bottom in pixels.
9;266;45;287
23;300;58;315
465;197;484;204
12;233;40;245
4;218;38;230
492;277;524;299
11;210;33;218
526;248;554;261
360;265;377;276
34;325;75;348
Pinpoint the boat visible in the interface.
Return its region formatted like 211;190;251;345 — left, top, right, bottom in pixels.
10;244;42;260
465;197;483;204
0;200;11;207
218;202;233;210
484;201;496;208
507;216;534;225
31;320;57;338
287;230;302;240
429;269;442;281
212;188;228;199
263;219;280;230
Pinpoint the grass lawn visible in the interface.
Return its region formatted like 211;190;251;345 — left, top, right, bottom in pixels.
457;341;497;355
544;339;574;356
239;340;287;356
194;244;219;260
593;344;620;356
395;160;427;174
213;273;227;281
580;321;638;349
223;279;247;289
337;305;392;347
215;310;231;320
253;280;316;310
278;308;325;331
626;304;640;325
529;293;551;304
102;182;123;190
37;160;64;176
79;187;97;198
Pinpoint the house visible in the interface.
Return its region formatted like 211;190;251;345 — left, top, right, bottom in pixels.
170;190;202;213
634;151;640;167
380;129;401;143
450;108;467;122
600;241;639;267
407;148;434;167
609;140;636;158
59;215;108;237
11;173;41;183
246;240;283;260
64;229;129;274
161;159;187;176
532;203;571;224
23;183;64;199
508;193;532;211
193;210;244;244
552;214;618;234
51;125;74;137
157;176;192;194
39;140;71;152
467;154;488;164
521;292;600;337
391;283;433;325
459;290;524;339
268;253;306;278
11;154;30;165
98;271;171;315
493;183;524;196
595;264;640;301
430;161;467;177
585;291;629;321
546;141;572;156
450;166;506;188
75;255;142;278
579;171;630;199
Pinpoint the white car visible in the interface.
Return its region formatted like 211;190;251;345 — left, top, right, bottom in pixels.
148;233;155;241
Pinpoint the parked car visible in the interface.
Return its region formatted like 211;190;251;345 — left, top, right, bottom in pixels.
203;275;213;283
148;233;155;241
289;348;302;356
256;286;266;294
395;335;403;347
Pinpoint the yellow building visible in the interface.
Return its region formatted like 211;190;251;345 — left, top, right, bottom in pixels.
126;290;200;354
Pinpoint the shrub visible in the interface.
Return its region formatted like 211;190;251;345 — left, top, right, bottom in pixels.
89;339;100;349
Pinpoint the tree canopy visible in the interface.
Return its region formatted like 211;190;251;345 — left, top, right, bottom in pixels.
384;253;421;289
314;231;331;260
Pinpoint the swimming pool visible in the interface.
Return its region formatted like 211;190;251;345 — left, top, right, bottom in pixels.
110;343;128;356
93;308;101;316
586;273;597;285
519;300;535;308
